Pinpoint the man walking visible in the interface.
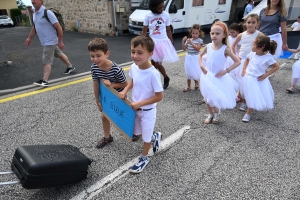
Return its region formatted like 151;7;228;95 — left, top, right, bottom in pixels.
25;0;74;87
243;0;254;18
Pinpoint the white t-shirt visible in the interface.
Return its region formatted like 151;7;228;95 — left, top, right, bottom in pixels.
143;11;170;40
129;64;163;109
291;22;300;31
246;52;276;77
228;36;241;55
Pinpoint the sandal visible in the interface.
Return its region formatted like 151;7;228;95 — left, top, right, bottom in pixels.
201;99;205;103
183;87;191;92
204;114;213;124
194;81;199;90
212;112;220;124
132;134;141;142
96;136;113;148
286;87;294;93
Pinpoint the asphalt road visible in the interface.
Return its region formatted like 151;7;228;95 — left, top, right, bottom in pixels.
0;26;300;199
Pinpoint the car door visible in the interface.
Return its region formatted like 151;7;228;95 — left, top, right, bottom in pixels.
168;0;185;32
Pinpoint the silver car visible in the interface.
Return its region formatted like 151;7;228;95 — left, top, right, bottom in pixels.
0;15;14;27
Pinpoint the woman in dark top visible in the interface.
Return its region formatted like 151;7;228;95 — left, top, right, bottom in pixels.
259;0;288;59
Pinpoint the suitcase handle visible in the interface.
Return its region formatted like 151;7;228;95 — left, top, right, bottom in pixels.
0;171;20;186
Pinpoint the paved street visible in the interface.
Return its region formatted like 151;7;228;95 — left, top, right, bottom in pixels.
0;26;300;199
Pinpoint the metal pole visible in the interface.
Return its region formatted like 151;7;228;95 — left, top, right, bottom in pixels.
112;0;117;34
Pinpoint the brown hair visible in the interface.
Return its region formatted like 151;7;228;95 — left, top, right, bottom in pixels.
189;24;205;38
264;0;287;17
88;38;108;53
254;35;277;55
229;22;244;33
244;13;260;23
212;21;229;46
131;36;155;52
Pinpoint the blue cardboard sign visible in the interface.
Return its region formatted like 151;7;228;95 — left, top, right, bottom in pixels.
98;79;135;141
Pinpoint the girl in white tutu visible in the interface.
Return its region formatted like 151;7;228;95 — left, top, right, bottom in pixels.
181;24;204;92
231;14;264;111
240;35;279;122
286;47;300;93
199;21;240;124
141;0;179;89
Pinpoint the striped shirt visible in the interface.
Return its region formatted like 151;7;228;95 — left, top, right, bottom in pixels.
185;38;203;55
91;61;127;92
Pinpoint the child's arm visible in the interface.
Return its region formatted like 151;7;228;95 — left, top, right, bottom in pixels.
231;33;242;57
258;62;280;81
288;48;300;53
130;92;163;110
198;46;207;74
187;39;202;51
216;47;241;77
119;79;133;99
166;26;174;44
182;36;187;50
242;58;250;77
141;26;148;36
93;80;102;111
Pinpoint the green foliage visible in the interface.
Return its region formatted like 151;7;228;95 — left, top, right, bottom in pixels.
10;8;22;25
71;26;78;32
21;14;31;26
16;0;26;10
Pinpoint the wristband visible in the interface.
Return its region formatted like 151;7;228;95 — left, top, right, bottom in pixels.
226;68;230;73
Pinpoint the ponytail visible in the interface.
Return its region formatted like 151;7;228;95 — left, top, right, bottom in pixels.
269;40;277;55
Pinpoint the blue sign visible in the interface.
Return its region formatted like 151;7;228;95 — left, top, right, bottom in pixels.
98;79;135;141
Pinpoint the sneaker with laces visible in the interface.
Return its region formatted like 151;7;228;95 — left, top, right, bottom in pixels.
152;132;162;153
163;75;170;89
63;66;75;74
239;103;247;111
130;156;149;173
242;114;251;122
96;135;113;148
33;79;49;87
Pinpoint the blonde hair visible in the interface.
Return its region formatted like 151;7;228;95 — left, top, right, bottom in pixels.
264;0;287;17
212;21;229;46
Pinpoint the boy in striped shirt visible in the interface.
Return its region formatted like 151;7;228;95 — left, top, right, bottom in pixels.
88;38;128;148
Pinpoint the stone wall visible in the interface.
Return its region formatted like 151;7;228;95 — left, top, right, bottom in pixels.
43;0;132;35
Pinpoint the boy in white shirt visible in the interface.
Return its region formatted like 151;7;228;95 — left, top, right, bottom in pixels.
119;36;163;173
291;16;300;31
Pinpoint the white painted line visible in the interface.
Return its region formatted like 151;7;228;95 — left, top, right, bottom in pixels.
279;62;286;70
70;125;190;200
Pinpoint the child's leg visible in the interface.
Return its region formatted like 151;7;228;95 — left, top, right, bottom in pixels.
102;114;111;138
151;60;170;89
204;104;214;124
242;108;252;122
212;107;220;123
142;142;152;156
194;80;199;89
286;78;298;93
183;80;191;92
246;108;253;115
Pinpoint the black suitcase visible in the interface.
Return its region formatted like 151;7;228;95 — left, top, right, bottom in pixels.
1;145;92;189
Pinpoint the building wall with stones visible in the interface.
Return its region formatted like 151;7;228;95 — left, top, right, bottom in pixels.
43;0;132;35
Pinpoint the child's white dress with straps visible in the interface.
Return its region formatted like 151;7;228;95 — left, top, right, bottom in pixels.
200;43;238;109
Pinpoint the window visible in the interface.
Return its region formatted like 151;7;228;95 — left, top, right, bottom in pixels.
171;0;184;10
193;0;204;7
218;0;226;4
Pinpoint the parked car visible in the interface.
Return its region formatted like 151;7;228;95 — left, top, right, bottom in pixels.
0;15;14;27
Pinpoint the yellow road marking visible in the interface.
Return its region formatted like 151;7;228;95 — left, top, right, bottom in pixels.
0;52;189;104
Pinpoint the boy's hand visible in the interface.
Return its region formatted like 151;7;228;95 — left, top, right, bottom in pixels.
118;91;127;99
103;79;112;87
130;102;141;110
96;102;102;112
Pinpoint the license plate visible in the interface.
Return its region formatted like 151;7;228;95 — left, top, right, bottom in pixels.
133;31;141;35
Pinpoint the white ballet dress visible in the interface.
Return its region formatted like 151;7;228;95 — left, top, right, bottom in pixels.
226;36;241;84
291;59;300;86
184;38;203;81
200;43;238;109
240;52;276;111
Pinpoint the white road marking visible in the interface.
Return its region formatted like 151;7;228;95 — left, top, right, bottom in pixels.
279;62;286;70
70;125;190;200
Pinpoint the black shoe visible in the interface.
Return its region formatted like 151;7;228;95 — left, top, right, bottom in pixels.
63;66;75;74
163;75;170;89
96;136;113;148
33;79;49;87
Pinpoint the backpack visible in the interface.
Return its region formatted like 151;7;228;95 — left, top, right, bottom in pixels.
44;8;65;31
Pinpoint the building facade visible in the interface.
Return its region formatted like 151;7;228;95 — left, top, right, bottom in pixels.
0;0;18;16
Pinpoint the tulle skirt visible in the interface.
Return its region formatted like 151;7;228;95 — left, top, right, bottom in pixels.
268;33;283;60
151;38;179;63
240;74;274;111
184;54;201;81
225;57;243;87
200;71;239;109
291;60;300;85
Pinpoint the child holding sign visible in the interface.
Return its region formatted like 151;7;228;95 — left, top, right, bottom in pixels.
88;38;128;148
119;36;163;173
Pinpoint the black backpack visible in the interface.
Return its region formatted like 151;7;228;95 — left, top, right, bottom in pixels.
44;8;65;31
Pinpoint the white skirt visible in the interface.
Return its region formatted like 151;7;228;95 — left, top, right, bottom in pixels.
200;71;239;109
184;54;201;81
292;60;300;85
268;33;283;60
225;57;243;87
151;38;179;63
240;74;274;111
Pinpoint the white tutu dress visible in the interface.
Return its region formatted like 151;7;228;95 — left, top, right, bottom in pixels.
184;38;203;81
200;43;239;109
291;59;300;85
240;52;276;111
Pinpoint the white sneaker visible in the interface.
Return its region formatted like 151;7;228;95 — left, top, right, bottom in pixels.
239;103;247;111
242;114;251;122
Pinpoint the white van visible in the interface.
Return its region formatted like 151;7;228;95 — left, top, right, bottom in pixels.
129;0;233;35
